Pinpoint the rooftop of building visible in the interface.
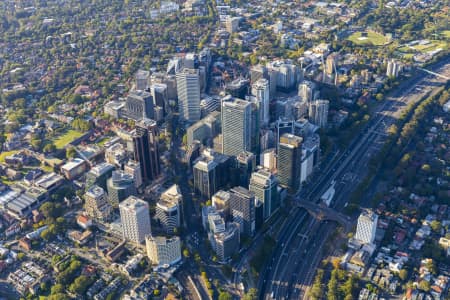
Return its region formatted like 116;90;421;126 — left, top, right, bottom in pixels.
280;133;303;146
136;118;157;129
89;163;115;176
128;90;151;98
110;170;134;185
86;185;105;198
146;235;180;245
226;78;249;88
213;190;231;201
136;70;150;78
237;151;255;162
214;222;239;241
230;186;254;198
178;68;199;75
61;158;85;171
158;185;181;209
161;184;181;199
120;196;148;210
359;209;378;221
34;172;64;190
222;97;251;108
252;78;269;87
105;100;126;110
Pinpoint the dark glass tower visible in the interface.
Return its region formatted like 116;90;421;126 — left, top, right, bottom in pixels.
278;133;302;192
133;118;161;182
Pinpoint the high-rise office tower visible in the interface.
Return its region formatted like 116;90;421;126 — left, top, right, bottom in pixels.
193;154;218;199
107;170;136;207
208;213;226;234
268;68;278;98
199;48;212;74
184;53;199;69
221;97;252;157
155;185;182;234
135;70;151;91
119;196;151;244
250;65;268;84
298;80;316;103
84;185;112;222
213;223;240;262
124;160;143;189
126;90;154;120
225;78;250;99
199;66;207;94
85;163;115;191
105;143;127;168
212;190;231;216
146;236;182;266
151;83;168;115
326;53;338;76
176;68;201;122
193;149;233;199
133;118;161;182
251;78;270;127
278;133;302;192
355;210;378;244
250;101;260;155
236;151;256;188
386;59;400;78
249;168;278;220
308;99;329;128
225;16;240;34
260;148;277;172
229;186;255;237
293;100;309;120
267;61;299;91
186;111;221;147
167;57;183;75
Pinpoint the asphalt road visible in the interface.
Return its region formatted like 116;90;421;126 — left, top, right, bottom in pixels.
259;59;450;300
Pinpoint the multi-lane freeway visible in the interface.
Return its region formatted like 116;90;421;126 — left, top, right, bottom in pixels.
259;58;450;300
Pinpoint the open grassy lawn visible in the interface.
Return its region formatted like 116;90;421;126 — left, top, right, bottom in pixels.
0;150;20;163
53;129;84;149
398;40;448;54
348;31;388;46
442;30;450;39
414;41;447;53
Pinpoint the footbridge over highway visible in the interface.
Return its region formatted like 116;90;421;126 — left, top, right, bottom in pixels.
296;200;353;232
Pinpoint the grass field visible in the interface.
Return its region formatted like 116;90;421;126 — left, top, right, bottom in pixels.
0;150;20;163
398;40;448;54
348;31;389;46
442;30;450;39
53;129;84;149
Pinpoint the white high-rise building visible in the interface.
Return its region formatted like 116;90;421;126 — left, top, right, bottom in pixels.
155;184;182;234
266;60;299;91
355;210;378;244
309;99;329;128
119;196;151;244
84;185;112;222
249;168;278;220
146;236;182;266
213;222;240;262
386;59;400;78
251;78;270;127
260;148;277;172
176;68;201;122
298;80;316;103
124;160;143;189
221;97;252;157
